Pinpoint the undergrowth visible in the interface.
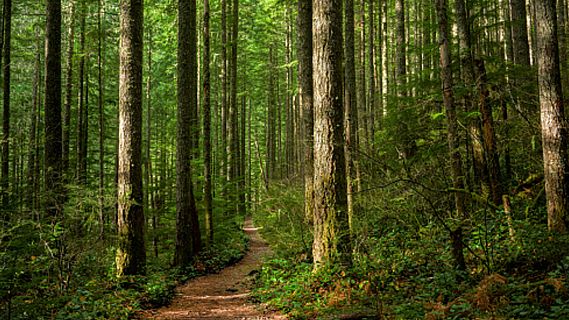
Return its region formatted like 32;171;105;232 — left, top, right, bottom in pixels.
253;183;569;319
0;188;248;320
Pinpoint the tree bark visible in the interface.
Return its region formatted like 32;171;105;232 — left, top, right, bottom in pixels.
175;0;201;267
312;0;352;268
116;0;146;276
45;0;63;218
1;0;11;207
62;0;75;179
510;0;531;65
298;0;313;224
203;0;213;244
535;0;569;233
345;0;357;232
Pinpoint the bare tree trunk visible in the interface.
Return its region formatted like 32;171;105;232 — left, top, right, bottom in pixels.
345;0;357;232
298;0;313;223
437;0;468;271
98;0;105;239
312;0;351;269
203;0;213;244
45;0;63;218
535;0;569;233
63;1;75;179
1;0;11;207
116;0;146;276
175;0;201;267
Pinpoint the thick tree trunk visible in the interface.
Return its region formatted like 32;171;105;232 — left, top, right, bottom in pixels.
116;0;146;276
45;0;63;218
312;0;351;268
175;0;201;267
535;0;569;233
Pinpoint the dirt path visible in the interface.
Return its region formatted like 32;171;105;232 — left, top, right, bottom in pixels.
143;217;285;319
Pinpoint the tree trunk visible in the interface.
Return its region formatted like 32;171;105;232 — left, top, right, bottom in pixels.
77;3;86;183
221;0;227;180
367;0;374;150
63;0;75;179
312;0;352;268
510;0;531;65
345;0;357;232
98;0;105;239
27;31;41;211
1;0;11;207
298;0;313;224
535;0;569;233
116;0;146;276
175;0;201;267
45;0;63;218
203;0;213;244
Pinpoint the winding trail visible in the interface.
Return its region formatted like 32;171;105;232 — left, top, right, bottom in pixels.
143;217;285;319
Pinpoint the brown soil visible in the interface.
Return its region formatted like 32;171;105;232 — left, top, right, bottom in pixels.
142;217;285;319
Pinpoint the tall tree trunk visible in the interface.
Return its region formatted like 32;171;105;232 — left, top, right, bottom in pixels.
228;0;239;214
27;31;41;210
312;0;351;269
510;0;531;65
476;59;502;205
298;0;313;223
63;1;75;179
203;0;213;244
357;0;366;150
436;0;466;271
221;0;227;180
535;0;569;233
77;3;86;183
45;0;63;218
1;0;11;207
98;0;105;239
367;0;374;150
116;0;146;276
175;0;201;267
345;0;357;232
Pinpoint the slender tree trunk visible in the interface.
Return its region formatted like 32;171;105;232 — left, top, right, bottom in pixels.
312;0;352;269
77;3;86;183
45;0;63;218
357;0;366;150
63;1;75;179
367;0;374;150
116;0;146;276
175;0;201;267
203;0;213;244
345;0;357;232
98;0;105;239
298;0;313;223
221;0;227;180
227;0;239;214
476;60;502;205
510;0;531;65
1;0;11;207
436;0;467;271
535;0;569;233
27;32;41;211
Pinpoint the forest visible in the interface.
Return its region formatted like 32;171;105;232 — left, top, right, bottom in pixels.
2;0;569;318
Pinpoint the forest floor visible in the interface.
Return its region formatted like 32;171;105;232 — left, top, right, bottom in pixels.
141;217;285;319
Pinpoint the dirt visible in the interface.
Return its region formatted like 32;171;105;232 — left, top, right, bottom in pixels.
142;217;285;319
